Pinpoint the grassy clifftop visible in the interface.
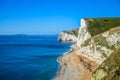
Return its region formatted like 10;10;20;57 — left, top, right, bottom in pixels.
62;18;120;37
85;18;120;36
63;28;79;37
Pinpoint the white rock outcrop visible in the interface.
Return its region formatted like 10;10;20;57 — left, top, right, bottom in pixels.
77;19;91;47
58;32;77;42
76;26;120;64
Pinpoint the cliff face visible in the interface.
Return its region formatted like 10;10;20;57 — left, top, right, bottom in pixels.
58;31;77;42
77;26;120;64
77;18;120;47
77;19;91;47
55;18;120;80
58;28;79;42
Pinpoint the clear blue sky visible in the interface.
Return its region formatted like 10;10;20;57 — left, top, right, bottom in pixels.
0;0;120;35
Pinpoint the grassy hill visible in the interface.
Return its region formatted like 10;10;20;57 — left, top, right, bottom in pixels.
85;18;120;36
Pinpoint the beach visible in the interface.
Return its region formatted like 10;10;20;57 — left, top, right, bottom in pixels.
54;45;99;80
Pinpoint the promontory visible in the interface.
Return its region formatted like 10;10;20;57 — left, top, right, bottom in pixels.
54;18;120;80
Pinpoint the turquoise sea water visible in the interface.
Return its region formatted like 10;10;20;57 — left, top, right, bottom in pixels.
0;35;72;80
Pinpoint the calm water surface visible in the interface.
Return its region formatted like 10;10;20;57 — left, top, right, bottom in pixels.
0;35;72;80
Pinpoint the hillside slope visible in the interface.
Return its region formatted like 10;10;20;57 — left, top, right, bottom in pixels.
85;18;120;36
91;45;120;80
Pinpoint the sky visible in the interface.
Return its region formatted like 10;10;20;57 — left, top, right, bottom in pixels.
0;0;120;35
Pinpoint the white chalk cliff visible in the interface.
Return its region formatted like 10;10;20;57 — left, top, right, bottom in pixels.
76;26;120;64
58;31;77;42
54;18;120;80
77;18;91;47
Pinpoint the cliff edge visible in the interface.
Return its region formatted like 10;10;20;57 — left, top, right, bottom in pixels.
55;18;120;80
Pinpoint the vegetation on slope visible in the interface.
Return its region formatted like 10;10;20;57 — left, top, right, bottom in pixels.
82;34;110;49
85;18;120;36
91;45;120;80
81;26;120;50
63;28;79;37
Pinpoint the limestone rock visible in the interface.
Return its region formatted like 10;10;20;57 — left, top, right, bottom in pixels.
58;31;77;42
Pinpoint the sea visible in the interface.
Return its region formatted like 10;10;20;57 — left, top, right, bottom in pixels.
0;35;72;80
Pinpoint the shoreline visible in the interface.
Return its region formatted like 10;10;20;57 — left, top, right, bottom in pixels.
53;44;99;80
53;44;85;80
52;44;75;80
53;45;74;79
56;48;73;65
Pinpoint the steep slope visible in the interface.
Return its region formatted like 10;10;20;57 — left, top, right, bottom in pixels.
77;26;120;64
91;45;120;80
77;18;120;47
85;18;120;36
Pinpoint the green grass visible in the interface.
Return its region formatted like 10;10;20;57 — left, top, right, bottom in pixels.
82;34;110;49
63;28;79;37
92;45;120;80
85;18;120;36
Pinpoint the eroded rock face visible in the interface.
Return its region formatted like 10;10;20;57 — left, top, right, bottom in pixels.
77;19;91;47
104;27;120;48
55;18;120;80
58;32;77;42
76;26;120;64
